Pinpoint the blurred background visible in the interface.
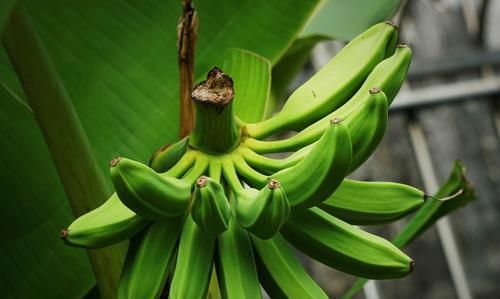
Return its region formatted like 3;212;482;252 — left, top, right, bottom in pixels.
291;0;500;298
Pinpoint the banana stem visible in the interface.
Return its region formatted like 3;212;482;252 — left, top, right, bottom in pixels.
222;160;244;193
240;147;307;173
178;0;198;138
163;151;196;178
181;156;209;186
208;160;223;182
232;155;268;188
189;68;240;154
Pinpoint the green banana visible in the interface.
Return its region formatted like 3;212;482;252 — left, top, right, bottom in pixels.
61;193;148;249
245;21;398;138
235;179;290;239
252;234;328;299
191;175;231;237
149;137;189;172
162;149;197;178
118;218;183;299
110;157;191;220
345;87;388;171
319;179;425;225
232;154;268;188
169;216;215;299
300;44;411;137
216;215;262;299
238;145;309;174
243;44;411;155
271;119;352;208
281;207;414;279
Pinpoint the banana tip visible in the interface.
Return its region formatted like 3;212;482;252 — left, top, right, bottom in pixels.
384;20;398;29
268;178;281;189
397;43;409;48
196;176;208;188
109;157;122;167
369;87;381;94
410;260;416;272
60;228;69;239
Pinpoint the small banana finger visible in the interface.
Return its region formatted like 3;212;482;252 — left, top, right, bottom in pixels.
61;193;148;249
110;157;191;220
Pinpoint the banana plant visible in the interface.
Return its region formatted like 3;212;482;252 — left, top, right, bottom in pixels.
0;0;476;299
63;20;476;298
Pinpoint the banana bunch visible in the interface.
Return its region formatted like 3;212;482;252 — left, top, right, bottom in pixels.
60;22;466;298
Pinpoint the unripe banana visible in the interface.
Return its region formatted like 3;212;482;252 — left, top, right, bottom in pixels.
169;216;215;299
61;193;148;249
238;145;309;174
281;207;414;279
162;149;197;178
191;175;231;237
118;218;183;299
243;45;411;155
251;234;328;299
345;87;388;172
319;179;425;225
235;179;290;239
271;119;352;208
232;154;268;187
245;21;398;138
149;137;189;172
216;216;262;299
110;157;191;220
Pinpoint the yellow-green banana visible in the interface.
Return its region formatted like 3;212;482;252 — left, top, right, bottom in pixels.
191;175;231;237
149;137;189;172
118;218;183;299
238;144;309;174
345;87;388;172
245;21;398;138
232;154;268;188
319;179;425;225
271;120;352;208
216;216;262;299
110;157;191;220
243;44;411;156
281;207;414;279
169;216;215;299
235;179;290;239
252;234;328;299
61;193;148;249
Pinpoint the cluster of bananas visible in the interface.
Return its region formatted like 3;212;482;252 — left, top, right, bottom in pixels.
62;22;426;298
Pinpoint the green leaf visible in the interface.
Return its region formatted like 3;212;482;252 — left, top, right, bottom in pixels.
2;6;125;296
0;84;95;298
301;0;401;41
221;49;271;122
0;0;14;33
0;0;321;297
